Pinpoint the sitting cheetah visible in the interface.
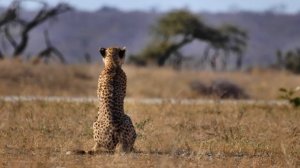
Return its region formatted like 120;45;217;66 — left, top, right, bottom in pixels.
92;47;136;153
67;47;136;155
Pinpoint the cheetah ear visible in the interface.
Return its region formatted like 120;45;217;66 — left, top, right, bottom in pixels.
119;47;126;59
99;48;106;58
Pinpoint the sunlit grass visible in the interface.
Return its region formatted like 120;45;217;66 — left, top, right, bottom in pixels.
0;60;299;99
0;100;299;167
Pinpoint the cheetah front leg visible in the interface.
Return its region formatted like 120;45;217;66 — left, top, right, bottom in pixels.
92;143;100;151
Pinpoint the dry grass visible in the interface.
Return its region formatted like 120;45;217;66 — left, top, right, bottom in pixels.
0;100;299;167
0;60;96;97
0;60;299;99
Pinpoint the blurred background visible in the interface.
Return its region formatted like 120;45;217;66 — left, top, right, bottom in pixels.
0;0;299;100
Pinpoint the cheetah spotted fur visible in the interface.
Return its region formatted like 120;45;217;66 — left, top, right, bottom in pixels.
92;47;136;153
66;47;136;155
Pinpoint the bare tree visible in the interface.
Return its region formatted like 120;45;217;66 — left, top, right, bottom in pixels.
0;3;18;59
0;0;71;59
32;30;65;64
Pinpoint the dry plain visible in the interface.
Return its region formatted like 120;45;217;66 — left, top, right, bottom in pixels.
0;101;299;167
0;61;299;167
0;60;299;99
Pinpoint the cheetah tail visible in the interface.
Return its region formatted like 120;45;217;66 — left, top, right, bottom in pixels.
66;150;96;155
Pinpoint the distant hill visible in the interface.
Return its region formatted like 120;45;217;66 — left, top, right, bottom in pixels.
1;6;300;66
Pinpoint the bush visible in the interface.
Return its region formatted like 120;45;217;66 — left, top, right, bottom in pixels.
276;48;300;74
127;55;147;66
189;81;210;95
279;87;300;108
189;79;249;99
210;79;249;99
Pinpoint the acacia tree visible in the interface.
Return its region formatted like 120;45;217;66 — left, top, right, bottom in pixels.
133;10;248;70
141;10;205;68
0;0;71;61
215;25;248;70
198;24;248;70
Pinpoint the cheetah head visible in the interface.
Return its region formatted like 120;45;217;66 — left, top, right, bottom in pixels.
99;47;126;67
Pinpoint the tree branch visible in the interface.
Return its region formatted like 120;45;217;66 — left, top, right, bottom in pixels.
4;25;18;49
34;30;65;64
13;2;72;57
0;4;18;27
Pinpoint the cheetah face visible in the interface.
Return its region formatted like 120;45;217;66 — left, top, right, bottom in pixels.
99;47;126;67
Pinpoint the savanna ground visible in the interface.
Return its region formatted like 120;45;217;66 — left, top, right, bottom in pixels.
0;60;299;99
0;101;299;167
0;60;299;167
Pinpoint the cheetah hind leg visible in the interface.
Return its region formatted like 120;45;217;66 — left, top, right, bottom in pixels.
119;114;137;153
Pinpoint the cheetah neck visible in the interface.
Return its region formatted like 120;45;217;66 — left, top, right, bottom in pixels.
104;59;122;70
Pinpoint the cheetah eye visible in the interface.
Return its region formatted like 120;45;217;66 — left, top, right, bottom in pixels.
119;49;126;59
99;48;106;58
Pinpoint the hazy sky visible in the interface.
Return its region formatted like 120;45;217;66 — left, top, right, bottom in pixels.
0;0;300;13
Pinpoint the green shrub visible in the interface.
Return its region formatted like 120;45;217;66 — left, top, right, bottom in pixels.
279;87;300;107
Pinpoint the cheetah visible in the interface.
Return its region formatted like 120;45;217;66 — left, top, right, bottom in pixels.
93;47;136;153
67;47;136;155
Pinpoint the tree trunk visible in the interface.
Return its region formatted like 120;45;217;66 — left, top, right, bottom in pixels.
157;37;193;66
236;54;243;70
222;51;229;71
13;32;29;57
0;50;4;60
